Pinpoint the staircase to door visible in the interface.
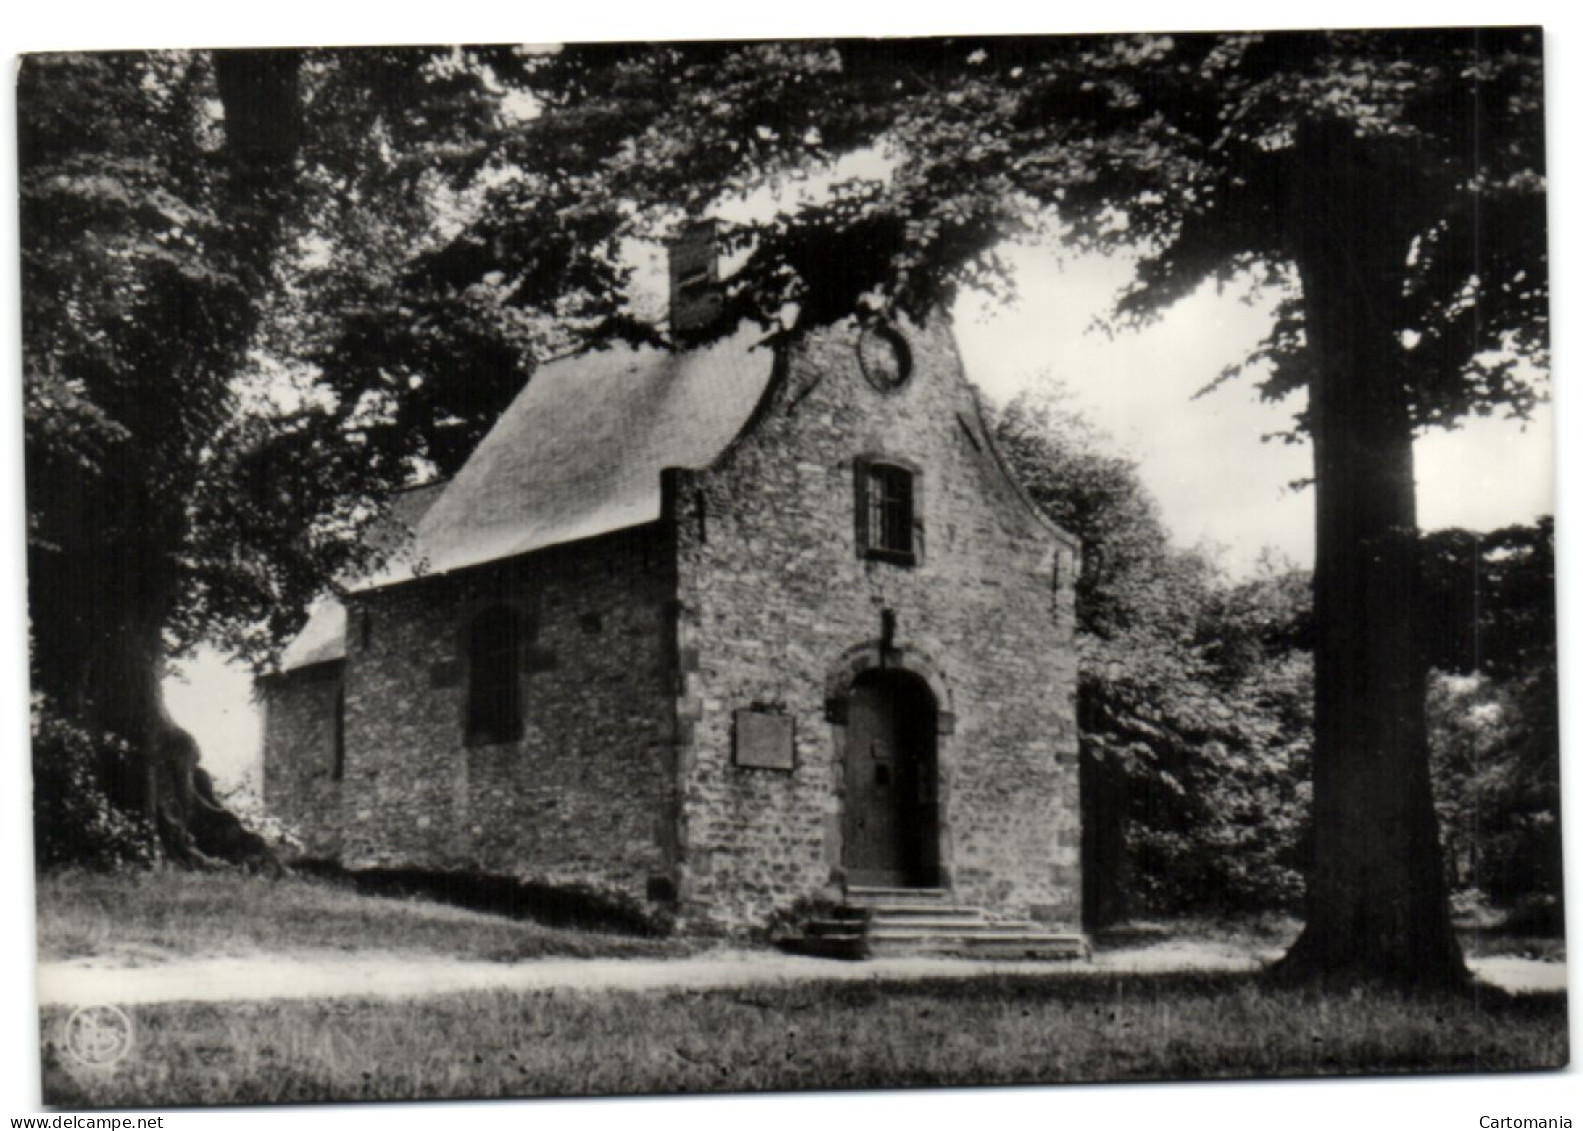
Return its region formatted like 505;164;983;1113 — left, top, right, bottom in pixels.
816;667;1084;959
788;886;1088;961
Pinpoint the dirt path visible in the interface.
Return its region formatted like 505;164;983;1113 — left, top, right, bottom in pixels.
35;943;1567;1008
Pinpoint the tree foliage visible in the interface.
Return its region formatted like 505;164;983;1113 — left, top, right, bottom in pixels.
20;48;523;863
1420;520;1560;921
993;396;1557;928
31;704;156;871
406;32;1547;403
993;394;1313;919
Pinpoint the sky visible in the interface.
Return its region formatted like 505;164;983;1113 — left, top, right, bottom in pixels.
7;4;1580;1126
955;244;1556;574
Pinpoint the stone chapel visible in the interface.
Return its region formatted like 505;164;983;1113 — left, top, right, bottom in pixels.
262;226;1085;956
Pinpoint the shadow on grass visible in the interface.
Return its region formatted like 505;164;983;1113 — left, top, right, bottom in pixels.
290;861;669;939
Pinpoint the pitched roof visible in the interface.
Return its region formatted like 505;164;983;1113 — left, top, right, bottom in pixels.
277;483;446;671
361;323;776;588
277;597;346;672
278;325;776;671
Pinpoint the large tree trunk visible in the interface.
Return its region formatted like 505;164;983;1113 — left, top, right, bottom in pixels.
30;522;276;869
95;607;276;870
27;50;302;872
1275;122;1466;988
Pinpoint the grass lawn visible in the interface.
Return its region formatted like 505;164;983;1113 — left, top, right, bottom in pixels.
35;869;693;965
1092;912;1567;964
41;971;1568;1107
35;872;1569;1106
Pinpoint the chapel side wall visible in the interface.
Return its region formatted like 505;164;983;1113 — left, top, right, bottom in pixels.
334;528;679;907
670;317;1081;932
260;662;345;859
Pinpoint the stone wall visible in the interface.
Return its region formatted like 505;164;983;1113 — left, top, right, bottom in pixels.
269;528;679;908
667;315;1081;930
262;313;1081;935
261;660;345;859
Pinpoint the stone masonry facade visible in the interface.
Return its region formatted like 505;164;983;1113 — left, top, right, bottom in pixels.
665;316;1081;930
264;528;679;906
261;660;344;860
264;313;1080;935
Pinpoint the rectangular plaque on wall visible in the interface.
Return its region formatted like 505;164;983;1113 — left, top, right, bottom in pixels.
734;709;794;770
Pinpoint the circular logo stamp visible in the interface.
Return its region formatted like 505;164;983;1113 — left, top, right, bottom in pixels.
63;1004;134;1068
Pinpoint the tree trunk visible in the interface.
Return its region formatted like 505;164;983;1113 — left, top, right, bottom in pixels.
101;614;276;870
1275;122;1466;988
29;50;304;872
30;530;276;870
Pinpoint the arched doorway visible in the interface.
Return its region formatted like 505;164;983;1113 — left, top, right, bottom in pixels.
841;669;939;887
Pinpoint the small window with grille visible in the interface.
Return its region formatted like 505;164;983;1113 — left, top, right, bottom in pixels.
855;457;920;565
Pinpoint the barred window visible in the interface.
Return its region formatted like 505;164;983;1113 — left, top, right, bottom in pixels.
855;458;919;565
466;605;524;745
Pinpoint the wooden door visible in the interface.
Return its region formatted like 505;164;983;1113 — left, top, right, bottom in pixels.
842;672;937;886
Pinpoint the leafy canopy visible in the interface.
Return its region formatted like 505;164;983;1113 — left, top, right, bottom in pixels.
26;32;1545;676
457;31;1545;431
20;48;534;673
994;393;1313;914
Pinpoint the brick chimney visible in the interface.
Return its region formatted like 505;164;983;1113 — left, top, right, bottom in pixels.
667;219;724;339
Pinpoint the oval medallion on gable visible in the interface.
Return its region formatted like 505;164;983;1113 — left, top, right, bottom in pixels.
857;324;913;392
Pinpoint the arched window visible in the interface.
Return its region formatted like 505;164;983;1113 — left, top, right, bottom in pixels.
466;605;524;745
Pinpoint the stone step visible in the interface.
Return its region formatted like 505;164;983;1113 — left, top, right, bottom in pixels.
805;917;875;938
861;903;986;920
844;886;950;906
867;923;1065;941
867;920;1042;938
808;914;987;938
787;889;1088;963
869;931;1089;960
866;915;994;932
788;931;1086;962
